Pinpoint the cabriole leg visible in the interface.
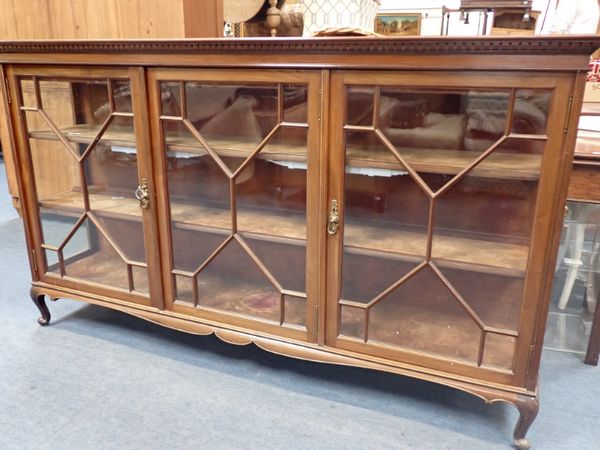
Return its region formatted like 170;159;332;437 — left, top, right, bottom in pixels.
30;287;51;326
513;394;539;450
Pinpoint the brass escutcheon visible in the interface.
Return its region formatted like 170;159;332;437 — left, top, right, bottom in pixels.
327;199;339;235
135;178;150;209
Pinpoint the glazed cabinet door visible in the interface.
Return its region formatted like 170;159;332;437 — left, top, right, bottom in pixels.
8;66;161;307
148;69;322;342
326;70;573;385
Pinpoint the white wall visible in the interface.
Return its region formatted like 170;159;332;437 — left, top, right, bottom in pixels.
378;0;556;36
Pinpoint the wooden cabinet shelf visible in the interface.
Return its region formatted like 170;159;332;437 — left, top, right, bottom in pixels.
28;124;541;180
4;37;597;449
39;189;525;275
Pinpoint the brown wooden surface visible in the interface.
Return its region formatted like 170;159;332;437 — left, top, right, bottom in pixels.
27;124;544;181
183;0;223;38
568;164;600;203
524;72;588;393
0;1;224;39
580;102;600;116
1;37;597;449
0;73;19;210
584;299;600;365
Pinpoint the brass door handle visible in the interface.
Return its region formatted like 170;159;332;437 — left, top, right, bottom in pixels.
327;199;339;235
135;178;150;209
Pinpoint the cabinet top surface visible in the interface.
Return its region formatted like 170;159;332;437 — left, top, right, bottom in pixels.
0;35;599;56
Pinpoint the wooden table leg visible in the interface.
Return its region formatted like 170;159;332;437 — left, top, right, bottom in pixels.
584;300;600;365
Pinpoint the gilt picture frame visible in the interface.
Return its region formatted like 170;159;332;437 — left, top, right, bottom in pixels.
375;12;421;36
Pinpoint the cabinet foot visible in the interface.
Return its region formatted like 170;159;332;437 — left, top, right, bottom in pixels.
512;394;538;449
30;287;51;326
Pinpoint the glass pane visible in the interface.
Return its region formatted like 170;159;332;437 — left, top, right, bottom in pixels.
39;209;80;248
283;84;308;124
39;211;88;274
441;268;524;332
62;219;132;291
545;201;600;355
341;252;419;304
432;138;544;335
112;80;132;113
131;265;149;294
284;295;306;328
171;227;229;274
166;125;232;232
347;86;375;126
25;111;83;212
45;249;59;272
482;333;516;370
196;239;281;322
237;127;307;240
344;132;429;261
164;79;309;330
175;274;195;303
340;305;365;340
18;75;148;297
338;83;552;366
511;90;551;135
184;83;279;173
40;79;110;133
368;266;482;363
92;213;146;264
19;78;35;108
242;238;306;293
83;116;139;215
160;82;181;117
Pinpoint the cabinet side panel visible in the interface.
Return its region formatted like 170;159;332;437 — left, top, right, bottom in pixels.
0;66;20;211
521;72;588;391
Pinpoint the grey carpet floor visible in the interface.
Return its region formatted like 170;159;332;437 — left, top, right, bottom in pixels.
0;159;598;450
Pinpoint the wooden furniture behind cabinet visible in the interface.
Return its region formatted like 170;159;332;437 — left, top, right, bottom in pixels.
1;36;598;449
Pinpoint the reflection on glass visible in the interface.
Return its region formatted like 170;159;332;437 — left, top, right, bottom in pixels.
343;131;429;257
512;90;551;135
39;211;86;274
546;201;600;355
29;138;84;211
237;127;307;240
19;78;35;108
338;85;552;366
284;295;306;328
341;253;420;305
340;306;365;340
112;80;133;113
368;267;481;363
482;333;516;370
83;116;140;215
163;80;309;328
160;82;181;117
283;85;308;124
18;76;147;295
195;240;281;322
346;86;374;126
62;219;129;291
184;83;278;157
175;274;195;303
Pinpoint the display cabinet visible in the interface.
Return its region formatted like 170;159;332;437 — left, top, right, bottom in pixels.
1;36;598;449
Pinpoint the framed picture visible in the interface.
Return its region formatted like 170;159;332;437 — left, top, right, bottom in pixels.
375;13;421;36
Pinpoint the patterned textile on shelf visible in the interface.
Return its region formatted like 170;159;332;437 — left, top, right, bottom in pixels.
588;58;600;82
300;0;380;36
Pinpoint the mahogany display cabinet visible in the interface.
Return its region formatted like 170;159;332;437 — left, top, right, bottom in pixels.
1;36;598;449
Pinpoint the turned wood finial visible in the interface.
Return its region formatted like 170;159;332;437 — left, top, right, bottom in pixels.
265;0;281;37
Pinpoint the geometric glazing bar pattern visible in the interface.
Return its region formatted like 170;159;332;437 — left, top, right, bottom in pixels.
340;86;549;367
164;81;308;326
21;76;146;293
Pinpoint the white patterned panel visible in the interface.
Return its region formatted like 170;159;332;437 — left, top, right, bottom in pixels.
300;0;381;36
